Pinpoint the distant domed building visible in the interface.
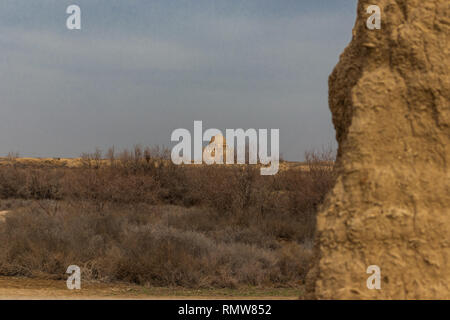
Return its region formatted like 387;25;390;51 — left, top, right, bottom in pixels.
203;134;234;164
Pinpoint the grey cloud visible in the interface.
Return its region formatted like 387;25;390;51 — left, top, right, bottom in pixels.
0;2;356;160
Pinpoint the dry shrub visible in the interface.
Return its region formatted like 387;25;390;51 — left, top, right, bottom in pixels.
0;203;312;287
0;147;335;288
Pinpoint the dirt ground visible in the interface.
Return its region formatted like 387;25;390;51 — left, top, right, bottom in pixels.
0;277;300;300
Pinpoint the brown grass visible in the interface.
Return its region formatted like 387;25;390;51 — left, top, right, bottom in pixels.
0;147;335;289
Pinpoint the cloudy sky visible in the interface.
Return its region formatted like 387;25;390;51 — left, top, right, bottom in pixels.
0;0;357;160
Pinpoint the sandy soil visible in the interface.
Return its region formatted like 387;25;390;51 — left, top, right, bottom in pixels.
0;277;299;300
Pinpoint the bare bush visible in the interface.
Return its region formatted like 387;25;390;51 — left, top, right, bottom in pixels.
0;146;336;289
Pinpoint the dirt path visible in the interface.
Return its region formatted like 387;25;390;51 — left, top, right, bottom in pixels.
0;277;299;300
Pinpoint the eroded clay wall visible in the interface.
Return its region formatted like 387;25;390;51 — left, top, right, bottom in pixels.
315;0;449;299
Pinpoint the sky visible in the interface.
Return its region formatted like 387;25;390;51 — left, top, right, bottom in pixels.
0;0;357;160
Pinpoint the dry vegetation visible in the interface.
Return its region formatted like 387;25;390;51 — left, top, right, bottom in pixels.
0;146;335;289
